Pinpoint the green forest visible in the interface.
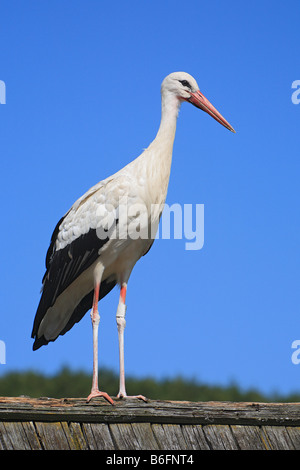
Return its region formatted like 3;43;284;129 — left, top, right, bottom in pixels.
0;367;299;402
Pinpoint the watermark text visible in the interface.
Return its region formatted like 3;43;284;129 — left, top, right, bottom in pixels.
94;201;204;251
0;340;6;365
291;80;300;105
0;80;6;104
291;340;300;364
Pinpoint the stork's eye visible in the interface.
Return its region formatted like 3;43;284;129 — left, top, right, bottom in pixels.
179;80;192;89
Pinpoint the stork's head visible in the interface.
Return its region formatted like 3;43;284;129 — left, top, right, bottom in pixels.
161;72;235;133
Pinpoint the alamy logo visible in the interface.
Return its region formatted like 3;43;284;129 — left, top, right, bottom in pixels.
0;340;5;364
0;80;6;104
291;80;300;105
291;340;300;364
94;201;204;251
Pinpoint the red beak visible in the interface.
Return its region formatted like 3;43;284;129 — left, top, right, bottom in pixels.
187;90;235;133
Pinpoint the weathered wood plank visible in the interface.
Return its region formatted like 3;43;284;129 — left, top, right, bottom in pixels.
131;423;160;450
202;425;238;450
109;423;142;450
1;397;300;426
151;424;172;450
58;422;87;450
0;422;12;449
230;425;271;450
181;425;210;450
286;427;300;450
21;422;42;450
82;423;115;450
0;422;32;450
80;423;97;450
151;424;187;450
34;422;70;450
262;425;295;450
67;422;89;450
163;424;190;449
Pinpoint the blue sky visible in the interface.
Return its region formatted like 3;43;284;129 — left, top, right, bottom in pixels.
0;0;299;397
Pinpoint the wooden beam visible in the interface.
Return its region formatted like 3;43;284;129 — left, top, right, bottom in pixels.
1;397;300;426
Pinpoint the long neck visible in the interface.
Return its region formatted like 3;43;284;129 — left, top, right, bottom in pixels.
151;91;180;155
141;92;181;207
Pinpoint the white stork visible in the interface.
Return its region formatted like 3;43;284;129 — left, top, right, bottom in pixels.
32;72;235;404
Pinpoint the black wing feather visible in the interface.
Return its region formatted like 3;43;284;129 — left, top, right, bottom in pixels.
32;219;117;348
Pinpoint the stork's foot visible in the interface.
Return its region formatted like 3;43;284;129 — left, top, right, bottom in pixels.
87;389;114;405
117;392;148;402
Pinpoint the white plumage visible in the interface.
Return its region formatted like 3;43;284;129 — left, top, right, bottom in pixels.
32;72;235;404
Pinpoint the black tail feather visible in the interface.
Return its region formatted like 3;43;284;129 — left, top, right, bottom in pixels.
32;278;117;350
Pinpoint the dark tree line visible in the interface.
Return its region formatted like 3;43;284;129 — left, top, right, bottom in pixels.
0;367;299;402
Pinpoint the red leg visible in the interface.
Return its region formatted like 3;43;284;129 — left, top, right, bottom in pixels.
116;283;147;402
117;284;127;398
87;281;114;405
